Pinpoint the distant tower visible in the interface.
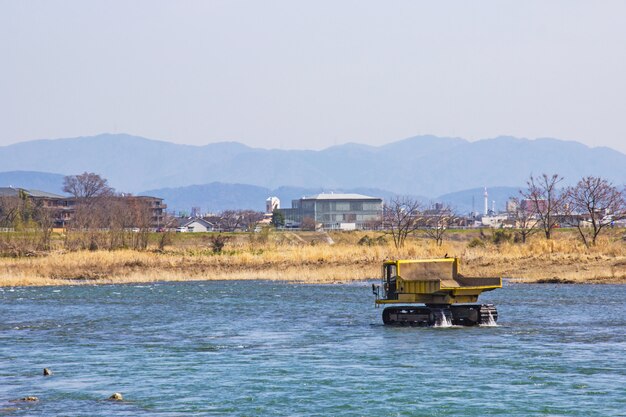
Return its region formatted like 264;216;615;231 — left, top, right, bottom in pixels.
484;187;489;216
266;196;280;214
506;198;518;213
492;200;496;214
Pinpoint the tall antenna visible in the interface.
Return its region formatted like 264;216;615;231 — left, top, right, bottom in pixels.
484;187;488;216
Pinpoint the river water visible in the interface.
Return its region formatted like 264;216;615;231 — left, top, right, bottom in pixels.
1;281;624;416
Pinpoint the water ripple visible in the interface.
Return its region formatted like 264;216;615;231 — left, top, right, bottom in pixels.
0;281;624;416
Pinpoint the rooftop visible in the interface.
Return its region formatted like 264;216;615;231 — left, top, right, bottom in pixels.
0;187;18;197
302;193;381;201
24;189;66;199
0;187;65;199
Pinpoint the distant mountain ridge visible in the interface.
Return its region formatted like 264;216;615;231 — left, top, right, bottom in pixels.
0;169;518;214
141;183;405;213
0;133;624;200
0;171;65;194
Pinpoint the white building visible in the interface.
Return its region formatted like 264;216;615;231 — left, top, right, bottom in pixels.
176;217;214;232
481;214;510;228
266;196;280;214
279;193;383;230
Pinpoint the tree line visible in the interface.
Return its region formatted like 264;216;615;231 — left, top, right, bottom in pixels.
521;174;626;247
384;174;626;249
1;171;625;254
0;172;270;253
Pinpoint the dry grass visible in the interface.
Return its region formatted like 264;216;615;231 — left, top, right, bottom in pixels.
1;229;625;286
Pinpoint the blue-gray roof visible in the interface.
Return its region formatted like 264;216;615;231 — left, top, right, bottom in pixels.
0;187;66;199
23;189;66;198
302;193;381;200
0;187;19;197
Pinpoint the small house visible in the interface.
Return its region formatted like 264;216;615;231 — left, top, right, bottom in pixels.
175;217;214;233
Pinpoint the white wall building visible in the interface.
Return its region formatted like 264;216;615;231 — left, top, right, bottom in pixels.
176;217;214;232
481;214;510;228
266;196;280;214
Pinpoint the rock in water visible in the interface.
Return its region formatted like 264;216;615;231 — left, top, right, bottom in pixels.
109;392;123;401
43;368;52;376
20;396;39;402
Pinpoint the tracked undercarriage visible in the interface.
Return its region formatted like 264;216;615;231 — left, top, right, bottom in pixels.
381;303;498;326
373;258;501;327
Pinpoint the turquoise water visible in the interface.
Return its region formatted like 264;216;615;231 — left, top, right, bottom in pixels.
1;281;625;416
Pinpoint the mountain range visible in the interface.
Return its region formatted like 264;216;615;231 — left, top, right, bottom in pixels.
1;133;624;213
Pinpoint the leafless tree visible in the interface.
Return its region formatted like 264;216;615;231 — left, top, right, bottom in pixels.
63;172;114;200
209;234;230;253
383;196;422;249
218;210;243;232
0;190;35;231
300;216;317;231
239;210;265;232
4;192;60;254
420;205;456;246
32;200;56;250
129;198;153;250
564;176;626;247
158;230;173;251
521;173;565;240
509;197;539;243
0;195;20;228
101;196;154;250
62;173;116;249
104;198;130;249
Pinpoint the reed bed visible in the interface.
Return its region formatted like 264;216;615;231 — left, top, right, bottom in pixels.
0;229;625;286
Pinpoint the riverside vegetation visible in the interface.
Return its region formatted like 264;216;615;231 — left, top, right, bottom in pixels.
1;228;625;287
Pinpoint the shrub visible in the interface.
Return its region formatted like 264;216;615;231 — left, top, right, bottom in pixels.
491;229;512;245
358;235;388;246
209;234;229;254
467;238;485;248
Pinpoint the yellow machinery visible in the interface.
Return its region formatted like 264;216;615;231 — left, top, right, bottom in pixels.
372;258;501;326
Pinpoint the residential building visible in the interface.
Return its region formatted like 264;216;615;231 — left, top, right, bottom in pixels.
481;214;512;228
175;217;214;232
121;196;167;228
0;187;166;229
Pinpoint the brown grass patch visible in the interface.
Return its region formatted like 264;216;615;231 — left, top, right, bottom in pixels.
0;229;625;286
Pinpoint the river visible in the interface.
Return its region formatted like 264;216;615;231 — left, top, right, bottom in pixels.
1;281;625;416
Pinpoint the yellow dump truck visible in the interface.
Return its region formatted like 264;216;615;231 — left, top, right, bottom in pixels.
372;257;501;326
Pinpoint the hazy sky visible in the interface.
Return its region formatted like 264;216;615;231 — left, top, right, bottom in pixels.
2;1;626;153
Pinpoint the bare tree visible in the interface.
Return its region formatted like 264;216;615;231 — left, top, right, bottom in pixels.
32;199;56;250
63;172;114;200
63;173;115;238
420;205;455;246
129;198;153;250
521;173;565;240
217;210;243;232
383;196;422;249
300;216;317;231
509;197;539;243
564;176;626;247
0;195;20;228
0;190;36;231
239;210;265;232
209;234;230;253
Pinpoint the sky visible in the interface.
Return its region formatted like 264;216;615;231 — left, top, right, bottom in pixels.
2;1;626;154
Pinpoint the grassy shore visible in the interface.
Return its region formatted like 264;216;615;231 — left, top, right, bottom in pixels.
1;229;625;286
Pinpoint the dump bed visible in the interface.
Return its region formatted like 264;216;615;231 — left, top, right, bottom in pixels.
377;258;501;305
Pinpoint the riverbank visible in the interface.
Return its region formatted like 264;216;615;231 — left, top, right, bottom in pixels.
1;229;625;286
